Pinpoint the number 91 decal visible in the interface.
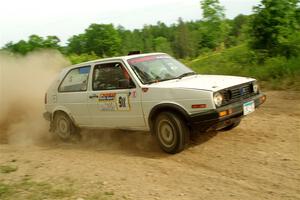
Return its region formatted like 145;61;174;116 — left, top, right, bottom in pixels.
116;93;130;111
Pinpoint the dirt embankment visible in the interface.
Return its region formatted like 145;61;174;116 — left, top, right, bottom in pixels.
0;91;299;200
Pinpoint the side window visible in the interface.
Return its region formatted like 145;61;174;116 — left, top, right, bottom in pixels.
92;62;135;91
59;66;91;92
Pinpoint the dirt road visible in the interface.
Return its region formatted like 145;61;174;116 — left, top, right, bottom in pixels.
0;91;299;200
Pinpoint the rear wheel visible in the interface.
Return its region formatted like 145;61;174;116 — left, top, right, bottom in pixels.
154;112;190;154
53;112;81;141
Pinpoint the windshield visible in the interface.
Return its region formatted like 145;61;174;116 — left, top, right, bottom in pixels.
127;54;195;84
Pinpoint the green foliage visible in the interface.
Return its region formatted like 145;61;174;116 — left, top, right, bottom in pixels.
0;165;18;174
173;18;195;58
67;52;101;64
66;34;87;55
227;14;251;46
199;0;229;49
142;25;155;52
68;24;121;57
1;1;234;59
0;178;120;200
0;1;244;59
1;0;300;90
3;35;61;55
186;44;300;90
0;179;74;200
2;0;299;61
117;26;143;55
250;0;300;58
0;183;13;199
201;0;225;22
153;37;172;54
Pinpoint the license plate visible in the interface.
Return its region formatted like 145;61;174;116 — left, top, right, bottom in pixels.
243;101;255;115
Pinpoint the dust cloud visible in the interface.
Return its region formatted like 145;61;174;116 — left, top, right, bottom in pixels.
0;50;70;145
0;50;156;151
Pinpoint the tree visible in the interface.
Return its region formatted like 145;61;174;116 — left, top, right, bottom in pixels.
84;24;121;57
227;14;251;46
68;24;121;57
174;18;194;58
67;34;87;55
154;37;173;54
201;0;225;22
250;0;300;57
44;36;61;49
3;35;61;55
141;25;154;53
199;0;229;49
28;35;44;50
68;52;100;64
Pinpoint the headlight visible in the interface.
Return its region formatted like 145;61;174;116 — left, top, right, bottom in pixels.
253;82;259;94
213;92;223;107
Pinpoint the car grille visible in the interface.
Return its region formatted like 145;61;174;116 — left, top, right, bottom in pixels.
221;83;255;106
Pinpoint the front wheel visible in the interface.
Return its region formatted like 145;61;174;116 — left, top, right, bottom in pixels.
154;112;190;154
53;112;81;141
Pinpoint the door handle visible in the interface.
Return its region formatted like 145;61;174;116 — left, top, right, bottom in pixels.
89;94;98;99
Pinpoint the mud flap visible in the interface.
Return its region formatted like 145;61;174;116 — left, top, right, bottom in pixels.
49;120;55;132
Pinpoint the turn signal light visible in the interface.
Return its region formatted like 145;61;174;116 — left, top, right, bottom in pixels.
260;95;266;103
192;104;207;109
219;109;232;117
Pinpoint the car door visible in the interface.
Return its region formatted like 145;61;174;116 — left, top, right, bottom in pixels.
56;66;92;126
87;61;145;129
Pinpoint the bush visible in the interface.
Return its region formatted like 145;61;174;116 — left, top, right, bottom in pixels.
67;52;100;64
185;45;300;90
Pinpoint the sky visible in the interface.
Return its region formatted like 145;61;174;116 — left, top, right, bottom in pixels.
0;0;261;47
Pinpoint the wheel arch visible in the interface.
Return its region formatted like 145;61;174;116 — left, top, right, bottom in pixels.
51;106;77;126
148;103;190;134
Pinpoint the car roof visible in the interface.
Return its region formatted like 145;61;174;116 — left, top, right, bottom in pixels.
66;52;166;70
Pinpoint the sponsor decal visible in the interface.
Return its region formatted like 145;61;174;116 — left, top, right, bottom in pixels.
116;93;130;111
98;93;116;101
98;92;130;111
99;102;117;111
130;90;137;98
128;55;170;64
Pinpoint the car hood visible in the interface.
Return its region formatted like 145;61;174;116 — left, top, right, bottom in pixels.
147;75;255;92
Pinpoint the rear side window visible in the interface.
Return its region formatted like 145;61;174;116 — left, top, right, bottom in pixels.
59;66;91;92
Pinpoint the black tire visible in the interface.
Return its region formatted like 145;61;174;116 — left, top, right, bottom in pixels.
220;118;241;131
53;112;81;141
154;112;190;154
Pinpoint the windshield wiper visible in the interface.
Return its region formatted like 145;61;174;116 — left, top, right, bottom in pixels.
176;72;197;79
145;72;197;84
146;78;175;84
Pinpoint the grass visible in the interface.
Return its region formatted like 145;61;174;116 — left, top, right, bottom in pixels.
0;165;18;174
0;183;14;199
0;179;74;200
185;44;300;90
86;191;115;200
0;177;117;200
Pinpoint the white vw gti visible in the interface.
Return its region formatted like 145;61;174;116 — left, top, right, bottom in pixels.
44;53;266;153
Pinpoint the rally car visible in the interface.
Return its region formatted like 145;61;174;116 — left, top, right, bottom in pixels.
44;53;266;153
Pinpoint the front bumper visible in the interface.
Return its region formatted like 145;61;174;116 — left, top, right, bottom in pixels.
188;93;266;132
